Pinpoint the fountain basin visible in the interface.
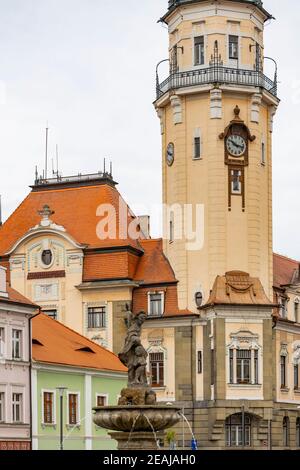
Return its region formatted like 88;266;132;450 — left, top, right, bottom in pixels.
93;405;181;432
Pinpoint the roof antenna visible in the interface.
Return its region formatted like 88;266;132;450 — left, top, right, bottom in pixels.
56;144;59;178
103;157;106;174
0;195;2;226
45;122;49;179
110;161;113;177
35;165;38;183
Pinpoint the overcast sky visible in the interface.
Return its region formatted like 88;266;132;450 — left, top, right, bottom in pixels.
0;0;299;259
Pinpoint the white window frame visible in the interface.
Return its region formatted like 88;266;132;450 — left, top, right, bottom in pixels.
0;327;5;358
147;291;165;317
41;389;56;425
66;391;80;426
95;393;108;407
0;391;5;422
228;34;239;64
12;329;22;360
12;392;23;423
228;347;261;386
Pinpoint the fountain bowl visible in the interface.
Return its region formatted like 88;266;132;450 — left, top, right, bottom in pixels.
93;405;181;433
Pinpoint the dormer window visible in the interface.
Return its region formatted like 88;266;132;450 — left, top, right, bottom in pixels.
41;250;53;267
148;292;164;317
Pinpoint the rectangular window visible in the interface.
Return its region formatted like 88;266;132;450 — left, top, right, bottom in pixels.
281;355;287;388
12;393;22;423
254;350;259;384
68;394;79;425
194;36;205;65
229;35;239;60
294;364;299;390
12;330;22;360
261;142;266;165
231;169;242;195
96;395;108;407
0;393;4;422
295;302;299;323
149;293;163;317
43;392;54;424
194;137;201;159
197;351;202;374
149;352;164;387
236;350;251;384
229;349;234;384
281;298;288;318
43;310;57;320
169;218;174;243
211;349;215;386
88;306;106;329
0;328;4;356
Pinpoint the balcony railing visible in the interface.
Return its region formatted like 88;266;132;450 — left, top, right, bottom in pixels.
156;65;277;100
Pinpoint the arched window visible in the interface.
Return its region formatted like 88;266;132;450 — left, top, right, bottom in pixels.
225;414;251;447
283;417;290;447
296;418;300;448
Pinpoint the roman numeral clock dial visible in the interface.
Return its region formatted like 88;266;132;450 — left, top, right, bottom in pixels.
226;134;246;157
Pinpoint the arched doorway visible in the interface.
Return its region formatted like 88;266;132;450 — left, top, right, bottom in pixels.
225;413;251;447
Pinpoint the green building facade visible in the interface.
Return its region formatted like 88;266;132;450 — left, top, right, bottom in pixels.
32;364;126;450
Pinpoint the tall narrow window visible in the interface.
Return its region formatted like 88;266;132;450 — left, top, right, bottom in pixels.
0;393;4;422
149;352;164;387
12;393;22;423
169;212;174;243
294;363;299;390
283;417;290;447
254;350;259;384
88;307;106;329
0;328;4;357
236;350;251;384
280;355;287;388
280;298;288;319
149;293;163;317
296;418;300;448
211;349;215;386
194;36;205;65
231;169;242;194
294;301;299;323
229;349;234;384
261;142;266;165
12;330;22;360
68;394;79;426
197;351;202;374
194;137;201;159
229;35;239;60
43;392;54;424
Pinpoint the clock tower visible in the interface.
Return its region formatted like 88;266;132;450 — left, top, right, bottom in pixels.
155;0;279;311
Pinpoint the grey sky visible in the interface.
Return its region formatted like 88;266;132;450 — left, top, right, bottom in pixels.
0;0;299;260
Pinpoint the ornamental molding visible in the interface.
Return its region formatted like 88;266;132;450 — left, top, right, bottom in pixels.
227;328;261;351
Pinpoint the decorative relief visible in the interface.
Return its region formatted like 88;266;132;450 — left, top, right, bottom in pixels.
210;88;222;119
156;108;165;135
34;283;59;302
250;93;262;123
280;342;288;357
227;329;261;351
170;95;182;124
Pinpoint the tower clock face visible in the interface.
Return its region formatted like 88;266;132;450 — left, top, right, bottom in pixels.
166;142;175;166
226;134;246;157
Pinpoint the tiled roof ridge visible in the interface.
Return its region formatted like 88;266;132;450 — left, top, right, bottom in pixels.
34;313;126;365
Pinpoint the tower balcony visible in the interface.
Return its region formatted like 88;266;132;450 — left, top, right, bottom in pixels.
156;65;277;100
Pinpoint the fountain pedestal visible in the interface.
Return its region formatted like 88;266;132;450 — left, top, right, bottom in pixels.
109;431;158;450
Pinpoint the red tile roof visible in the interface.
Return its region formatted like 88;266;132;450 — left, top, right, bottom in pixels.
0;283;37;308
32;313;127;373
134;239;177;284
0;184;144;255
273;253;300;288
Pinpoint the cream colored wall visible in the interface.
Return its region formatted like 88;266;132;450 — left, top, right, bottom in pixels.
195;324;204;400
225;320;264;401
275;329;300;404
141;326;176;402
159;1;275;311
9;232;132;352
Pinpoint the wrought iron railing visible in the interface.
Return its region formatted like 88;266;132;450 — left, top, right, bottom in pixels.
156;65;277;99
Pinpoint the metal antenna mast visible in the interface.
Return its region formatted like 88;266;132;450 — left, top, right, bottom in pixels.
45;123;49;179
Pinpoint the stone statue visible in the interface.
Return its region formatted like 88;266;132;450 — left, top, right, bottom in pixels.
118;308;148;387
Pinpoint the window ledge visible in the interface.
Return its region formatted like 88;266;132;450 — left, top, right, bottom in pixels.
151;386;166;391
42;423;57;429
294;388;300;394
228;383;262;389
192;157;203;161
66;424;81;430
87;327;106;331
280;387;290;393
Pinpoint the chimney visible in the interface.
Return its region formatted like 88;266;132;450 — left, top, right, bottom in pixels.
137;215;151;239
0;266;8;298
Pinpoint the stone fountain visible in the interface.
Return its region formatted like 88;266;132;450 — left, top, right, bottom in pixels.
93;309;181;450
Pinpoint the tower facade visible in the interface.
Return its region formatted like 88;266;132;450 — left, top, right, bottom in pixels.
155;0;279;311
